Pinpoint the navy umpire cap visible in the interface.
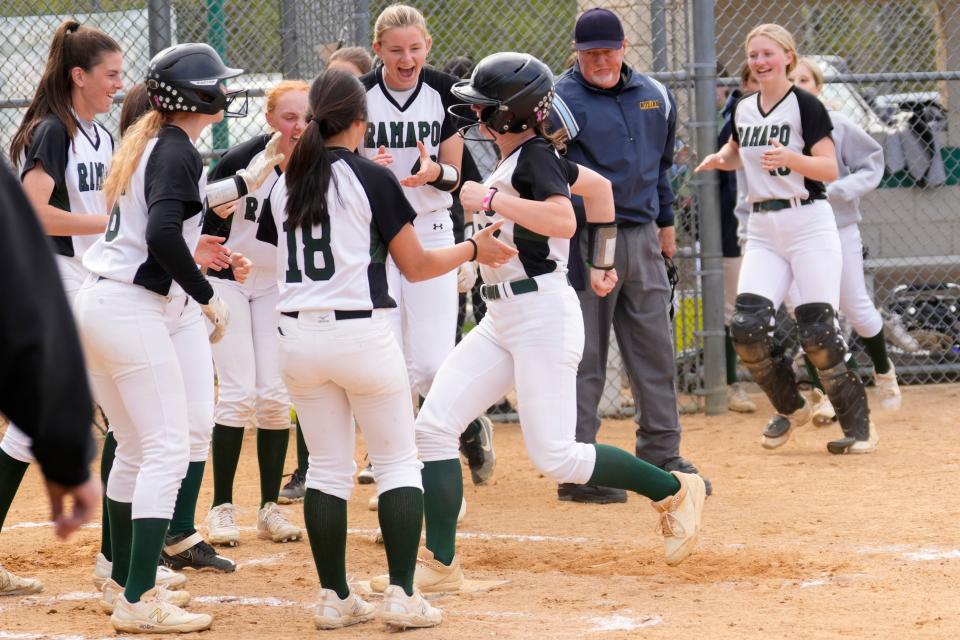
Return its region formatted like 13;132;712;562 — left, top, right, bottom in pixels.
574;8;625;51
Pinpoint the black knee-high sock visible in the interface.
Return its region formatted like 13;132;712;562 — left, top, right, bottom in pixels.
107;499;133;586
0;449;28;532
211;424;244;507
421;459;461;566
303;489;349;599
169;461;205;536
861;330;892;374
295;418;308;474
99;431;118;560
588;444;680;501
378;487;423;596
257;428;289;507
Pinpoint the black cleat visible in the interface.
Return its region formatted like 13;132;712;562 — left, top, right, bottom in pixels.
557;483;628;504
459;416;496;485
660;456;713;497
278;469;306;504
161;532;236;573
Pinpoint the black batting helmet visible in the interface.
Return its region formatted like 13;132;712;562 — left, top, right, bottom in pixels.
450;52;555;135
146;43;247;118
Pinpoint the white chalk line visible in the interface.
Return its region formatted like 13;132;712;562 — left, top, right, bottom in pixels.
587;613;662;632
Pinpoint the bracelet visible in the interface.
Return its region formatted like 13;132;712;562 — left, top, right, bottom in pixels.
466;238;478;261
482;187;498;212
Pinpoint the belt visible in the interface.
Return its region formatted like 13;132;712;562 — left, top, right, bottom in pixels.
479;278;538;301
752;197;816;213
281;310;372;320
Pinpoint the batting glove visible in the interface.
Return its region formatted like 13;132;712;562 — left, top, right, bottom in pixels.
457;261;478;293
237;131;285;192
201;295;230;344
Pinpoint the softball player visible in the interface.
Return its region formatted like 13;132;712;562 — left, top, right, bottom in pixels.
696;24;877;454
1;20;122;597
202;81;308;548
788;57;901;422
76;43;257;634
357;4;495;485
264;69;513;630
378;53;705;595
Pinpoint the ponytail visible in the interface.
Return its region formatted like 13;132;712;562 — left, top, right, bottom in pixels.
284;70;367;230
103;110;170;205
10;20;120;163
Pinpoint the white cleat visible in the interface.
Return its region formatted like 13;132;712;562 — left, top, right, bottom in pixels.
257;502;303;543
205;503;240;547
651;471;706;566
0;564;42;596
874;361;902;412
370;549;463;594
810;389;837;427
110;586;212;634
380;585;442;630
93;552;186;592
313;588;376;629
101;578;190;614
727;383;757;413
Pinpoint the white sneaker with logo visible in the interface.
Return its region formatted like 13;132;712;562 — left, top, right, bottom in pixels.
380;585;442;630
110;586;212;633
205;503;241;547
0;564;42;596
874;362;902;412
101;578;191;614
313;588;376;629
257;502;303;543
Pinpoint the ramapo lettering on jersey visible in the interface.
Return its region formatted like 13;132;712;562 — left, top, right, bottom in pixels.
358;66;459;216
732;86;833;203
18;114;114;258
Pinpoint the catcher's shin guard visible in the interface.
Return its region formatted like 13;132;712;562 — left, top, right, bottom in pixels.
795;303;872;452
730;294;802;415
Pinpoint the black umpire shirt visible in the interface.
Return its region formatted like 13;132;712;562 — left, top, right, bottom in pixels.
0;159;94;487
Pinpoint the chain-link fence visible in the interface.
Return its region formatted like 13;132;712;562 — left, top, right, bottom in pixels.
2;1;958;418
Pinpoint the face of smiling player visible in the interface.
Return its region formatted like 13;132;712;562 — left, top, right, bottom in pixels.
375;25;432;91
71;49;123;121
746;35;793;89
265;88;308;164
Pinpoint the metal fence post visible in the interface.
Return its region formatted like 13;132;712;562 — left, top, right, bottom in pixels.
691;0;726;415
147;0;172;57
354;0;370;49
651;0;667;73
206;0;229;155
281;0;298;78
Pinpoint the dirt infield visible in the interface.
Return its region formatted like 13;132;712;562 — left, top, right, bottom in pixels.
2;383;959;639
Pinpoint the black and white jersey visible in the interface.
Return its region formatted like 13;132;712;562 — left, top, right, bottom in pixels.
202;134;281;278
266;147;415;313
358;66;459;216
83;125;205;297
476;137;574;284
18;114;114;258
732;86;832;203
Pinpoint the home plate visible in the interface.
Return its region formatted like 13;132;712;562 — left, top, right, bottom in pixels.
355;578;509;596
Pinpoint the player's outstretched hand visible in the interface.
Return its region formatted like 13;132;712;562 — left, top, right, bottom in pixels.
472;220;518;268
400;141;439;188
46;475;101;540
231;252;253;284
195;234;231;271
694;152;730;173
590;267;618;297
201;295;230;343
371;145;394;167
238;131;285;191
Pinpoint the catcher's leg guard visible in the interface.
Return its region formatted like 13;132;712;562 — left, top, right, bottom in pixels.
795;303;875;454
730;294;803;416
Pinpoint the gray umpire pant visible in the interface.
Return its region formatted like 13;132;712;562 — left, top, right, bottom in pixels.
575;221;681;466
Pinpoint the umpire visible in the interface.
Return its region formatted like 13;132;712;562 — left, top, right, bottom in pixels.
556;8;711;503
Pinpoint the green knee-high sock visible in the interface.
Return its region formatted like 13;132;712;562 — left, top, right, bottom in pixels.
803;355;824;392
725;327;739;386
124;518;170;603
861;330;891;374
0;449;29;532
169;461;205;536
211;424;244;507
257;428;289;507
377;487;424;596
421;459;462;566
303;489;349;599
99;431;117;560
107;499;133;586
588;444;681;502
295;419;309;474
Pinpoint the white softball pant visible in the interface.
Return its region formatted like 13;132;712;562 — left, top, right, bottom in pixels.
416;274;597;484
386;209;457;399
738;200;842;308
75;278;214;519
210;269;289;430
1;256;89;464
278;310;422;501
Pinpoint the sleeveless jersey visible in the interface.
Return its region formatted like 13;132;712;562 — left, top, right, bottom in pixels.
732;86;832;203
83;125;205;297
202;134;280;277
475;137;575;284
358;66;459;216
265;147;415;312
19;114;114;258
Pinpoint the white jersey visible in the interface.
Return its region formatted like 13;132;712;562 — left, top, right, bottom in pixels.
732;86;833;203
18;114;114;258
358;66;459;216
84;125;206;298
475;137;574;284
264;147;415;312
202;134;280;277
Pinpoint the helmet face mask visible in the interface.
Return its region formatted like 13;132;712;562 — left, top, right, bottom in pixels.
146;43;246;118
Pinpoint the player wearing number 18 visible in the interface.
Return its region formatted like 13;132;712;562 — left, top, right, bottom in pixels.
263;69;515;631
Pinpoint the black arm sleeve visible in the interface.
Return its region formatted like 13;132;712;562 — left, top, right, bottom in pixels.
512;139;571;201
20;117;69;186
795;87;834;152
146;199;214;304
0;161;94;487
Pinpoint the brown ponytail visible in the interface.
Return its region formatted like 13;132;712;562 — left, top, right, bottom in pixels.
10;20;120;163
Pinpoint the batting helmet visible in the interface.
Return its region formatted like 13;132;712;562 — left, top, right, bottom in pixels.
450;52;555;135
146;43;247;118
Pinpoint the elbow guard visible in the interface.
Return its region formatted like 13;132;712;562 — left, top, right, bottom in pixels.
427;163;460;192
205;175;248;209
587;222;617;270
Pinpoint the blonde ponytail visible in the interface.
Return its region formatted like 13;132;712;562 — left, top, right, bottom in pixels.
104;110;169;205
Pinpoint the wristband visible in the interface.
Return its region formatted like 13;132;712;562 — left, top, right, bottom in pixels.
466;238;478;261
206;174;248;208
427;162;460;191
482;187;498;212
587;222;617;270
